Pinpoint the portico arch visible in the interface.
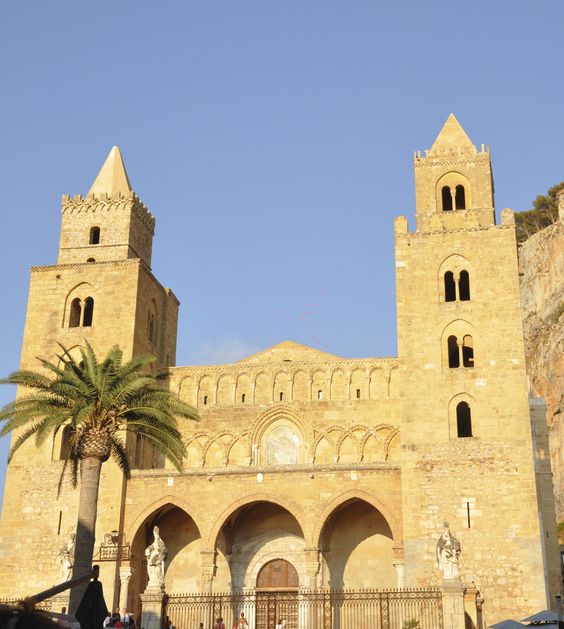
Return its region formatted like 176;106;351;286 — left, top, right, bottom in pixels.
315;492;399;590
207;493;308;549
208;496;307;592
128;499;202;613
312;489;401;547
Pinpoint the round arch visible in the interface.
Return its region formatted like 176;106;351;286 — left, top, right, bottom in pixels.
312;489;401;549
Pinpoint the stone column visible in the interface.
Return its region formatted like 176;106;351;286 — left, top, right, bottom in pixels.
303;547;320;590
140;587;165;629
119;567;134;611
393;563;404;589
200;549;216;593
442;579;466;629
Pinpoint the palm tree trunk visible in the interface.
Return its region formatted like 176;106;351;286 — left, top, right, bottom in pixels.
69;456;103;615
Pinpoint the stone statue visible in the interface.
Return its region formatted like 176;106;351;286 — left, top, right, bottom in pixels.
436;521;461;579
58;532;76;583
145;526;167;587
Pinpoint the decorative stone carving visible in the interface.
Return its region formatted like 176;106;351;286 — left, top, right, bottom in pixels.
58;532;76;583
145;526;167;588
436;521;461;579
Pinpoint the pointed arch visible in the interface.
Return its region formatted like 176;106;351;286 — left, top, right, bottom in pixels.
206;493;307;549
312;489;401;549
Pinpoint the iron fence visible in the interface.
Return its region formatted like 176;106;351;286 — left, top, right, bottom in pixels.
164;588;444;629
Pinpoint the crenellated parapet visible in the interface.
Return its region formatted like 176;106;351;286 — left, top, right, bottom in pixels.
61;191;155;234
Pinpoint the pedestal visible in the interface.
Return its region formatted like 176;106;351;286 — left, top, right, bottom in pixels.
442;579;466;629
140;587;165;629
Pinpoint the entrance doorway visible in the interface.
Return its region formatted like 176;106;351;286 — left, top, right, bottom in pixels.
256;559;299;629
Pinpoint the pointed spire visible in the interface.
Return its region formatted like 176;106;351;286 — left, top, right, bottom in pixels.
429;114;476;155
88;146;132;196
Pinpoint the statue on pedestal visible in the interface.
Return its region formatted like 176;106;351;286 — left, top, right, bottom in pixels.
145;526;167;587
436;521;461;579
58;532;76;583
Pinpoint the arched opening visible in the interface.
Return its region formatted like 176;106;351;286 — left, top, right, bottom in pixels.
89;226;100;245
455;185;466;209
459;270;470;301
319;498;395;589
69;298;81;328
86;258;96;263
59;425;74;459
444;271;456;302
256;559;300;629
130;504;202;619
82;297;94;327
462;335;474;367
442;186;453;211
457;402;472;437
214;501;305;592
257;559;299;589
447;335;460;368
148;313;155;342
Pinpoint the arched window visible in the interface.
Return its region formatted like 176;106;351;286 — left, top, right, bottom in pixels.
456;402;472;437
459;270;470;301
455;185;466;209
462;335;474;367
148;312;155;342
444;272;456;302
448;335;460;368
69;298;82;328
83;297;94;327
442;186;453;211
60;425;74;459
89;226;100;245
86;258;96;263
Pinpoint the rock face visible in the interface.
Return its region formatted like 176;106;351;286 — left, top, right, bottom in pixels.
519;194;564;518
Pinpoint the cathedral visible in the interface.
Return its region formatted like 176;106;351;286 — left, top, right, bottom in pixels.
0;115;560;628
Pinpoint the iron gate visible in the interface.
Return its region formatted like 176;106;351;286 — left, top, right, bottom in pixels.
164;588;444;629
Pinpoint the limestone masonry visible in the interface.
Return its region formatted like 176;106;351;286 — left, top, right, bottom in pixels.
0;116;560;626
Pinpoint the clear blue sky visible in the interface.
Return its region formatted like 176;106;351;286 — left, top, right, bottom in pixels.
0;1;563;505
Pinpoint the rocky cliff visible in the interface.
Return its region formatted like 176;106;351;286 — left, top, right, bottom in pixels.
519;191;564;518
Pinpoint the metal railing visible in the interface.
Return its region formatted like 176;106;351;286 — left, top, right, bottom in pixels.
164;588;444;629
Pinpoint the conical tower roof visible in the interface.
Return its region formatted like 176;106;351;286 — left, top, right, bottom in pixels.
429;114;476;155
88;146;132;195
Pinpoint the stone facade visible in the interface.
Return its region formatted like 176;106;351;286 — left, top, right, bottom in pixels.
0;117;560;626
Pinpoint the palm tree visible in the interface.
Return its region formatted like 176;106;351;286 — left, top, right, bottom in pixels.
0;342;198;612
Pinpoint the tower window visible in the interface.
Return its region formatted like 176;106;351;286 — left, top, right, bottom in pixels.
455;185;466;210
69;298;82;328
459;270;470;301
444;272;456;302
82;297;94;327
89;226;100;245
356;388;361;399
442;186;453;211
241;393;246;403
456;402;472;437
462;335;474;367
448;335;460;368
317;389;323;400
203;395;208;406
279;392;284;401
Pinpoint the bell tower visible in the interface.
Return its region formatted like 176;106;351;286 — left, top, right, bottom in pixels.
0;146;180;605
413;113;495;231
395;115;561;613
58;146;155;267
